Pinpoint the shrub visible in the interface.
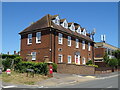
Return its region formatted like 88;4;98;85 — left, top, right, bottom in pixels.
52;63;57;72
14;61;48;75
2;58;13;71
2;54;19;59
88;64;98;68
86;60;93;65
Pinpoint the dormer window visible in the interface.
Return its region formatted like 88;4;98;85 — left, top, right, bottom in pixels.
60;19;68;29
69;23;75;32
82;29;86;36
77;26;81;34
52;15;60;25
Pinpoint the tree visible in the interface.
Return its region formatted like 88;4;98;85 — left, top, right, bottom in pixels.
86;60;93;65
112;50;120;66
103;53;109;64
108;58;118;72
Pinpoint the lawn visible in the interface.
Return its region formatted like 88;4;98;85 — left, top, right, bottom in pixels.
2;70;48;85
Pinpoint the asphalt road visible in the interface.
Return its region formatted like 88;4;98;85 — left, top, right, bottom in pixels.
1;72;120;89
55;74;119;88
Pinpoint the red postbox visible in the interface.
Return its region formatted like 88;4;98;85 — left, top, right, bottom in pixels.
49;65;53;74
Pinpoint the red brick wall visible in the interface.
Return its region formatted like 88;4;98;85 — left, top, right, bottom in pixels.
94;48;106;58
20;28;94;64
20;29;51;62
54;31;93;64
57;63;95;75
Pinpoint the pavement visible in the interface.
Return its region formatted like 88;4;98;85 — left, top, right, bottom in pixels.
1;71;120;88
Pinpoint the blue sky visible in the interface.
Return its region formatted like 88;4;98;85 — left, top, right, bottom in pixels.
2;2;118;54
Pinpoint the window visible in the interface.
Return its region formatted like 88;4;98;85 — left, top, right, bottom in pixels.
28;34;32;44
68;36;71;46
36;32;41;43
82;57;86;64
31;52;36;60
68;55;71;63
82;41;85;49
58;54;63;63
88;43;91;51
58;33;63;44
76;39;79;48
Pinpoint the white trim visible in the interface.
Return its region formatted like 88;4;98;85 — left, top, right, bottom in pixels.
76;39;79;48
82;57;86;64
88;42;91;51
31;52;36;60
68;55;72;63
82;40;85;49
27;34;32;45
36;32;41;43
58;33;63;44
68;36;71;46
58;54;63;63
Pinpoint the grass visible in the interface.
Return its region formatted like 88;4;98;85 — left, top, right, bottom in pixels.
2;70;48;85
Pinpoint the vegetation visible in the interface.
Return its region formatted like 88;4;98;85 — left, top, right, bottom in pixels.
108;58;118;72
112;50;120;66
2;54;57;75
2;70;48;85
103;53;109;64
86;60;98;68
86;60;93;65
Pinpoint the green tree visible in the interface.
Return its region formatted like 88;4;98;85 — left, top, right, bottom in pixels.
112;50;120;66
86;60;93;65
108;58;118;72
103;53;109;64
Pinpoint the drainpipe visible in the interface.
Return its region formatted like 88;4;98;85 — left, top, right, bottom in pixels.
50;28;52;62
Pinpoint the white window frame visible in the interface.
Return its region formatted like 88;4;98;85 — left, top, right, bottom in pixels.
68;36;71;46
76;39;79;48
58;54;63;63
31;52;36;60
36;32;41;43
68;55;72;63
82;57;86;64
28;34;32;45
58;33;63;44
88;43;91;51
82;41;85;50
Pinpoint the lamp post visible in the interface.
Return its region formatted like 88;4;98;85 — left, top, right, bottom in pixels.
90;28;96;64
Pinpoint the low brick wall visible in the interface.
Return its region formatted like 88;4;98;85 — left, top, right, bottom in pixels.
95;67;112;74
57;63;95;75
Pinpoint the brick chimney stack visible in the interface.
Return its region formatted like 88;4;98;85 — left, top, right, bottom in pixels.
7;52;9;55
14;51;16;55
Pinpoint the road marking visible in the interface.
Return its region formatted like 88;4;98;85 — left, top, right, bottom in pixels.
107;86;112;88
38;86;44;88
98;74;119;79
2;85;17;88
85;76;96;78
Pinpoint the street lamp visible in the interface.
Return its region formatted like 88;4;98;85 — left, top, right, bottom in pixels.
90;28;96;65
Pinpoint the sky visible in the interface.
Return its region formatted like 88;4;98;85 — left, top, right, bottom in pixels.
2;2;118;54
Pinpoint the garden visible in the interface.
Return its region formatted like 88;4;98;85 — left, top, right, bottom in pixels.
1;54;57;85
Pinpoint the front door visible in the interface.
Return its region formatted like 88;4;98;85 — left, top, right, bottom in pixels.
75;55;80;65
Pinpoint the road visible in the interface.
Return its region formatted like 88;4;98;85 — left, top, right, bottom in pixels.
1;72;120;89
51;73;119;88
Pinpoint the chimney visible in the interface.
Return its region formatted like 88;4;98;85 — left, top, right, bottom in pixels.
14;51;16;55
7;52;9;55
18;51;20;55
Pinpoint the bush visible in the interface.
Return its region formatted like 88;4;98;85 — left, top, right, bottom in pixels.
88;64;98;68
52;63;57;72
108;58;118;67
86;60;93;65
14;61;48;75
2;54;19;59
2;58;13;71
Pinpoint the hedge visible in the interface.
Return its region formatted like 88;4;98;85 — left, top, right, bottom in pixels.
14;61;48;75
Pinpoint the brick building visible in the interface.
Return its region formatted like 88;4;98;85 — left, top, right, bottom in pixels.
19;14;94;65
94;42;118;67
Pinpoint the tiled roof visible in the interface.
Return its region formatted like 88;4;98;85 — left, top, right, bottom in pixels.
19;14;93;42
